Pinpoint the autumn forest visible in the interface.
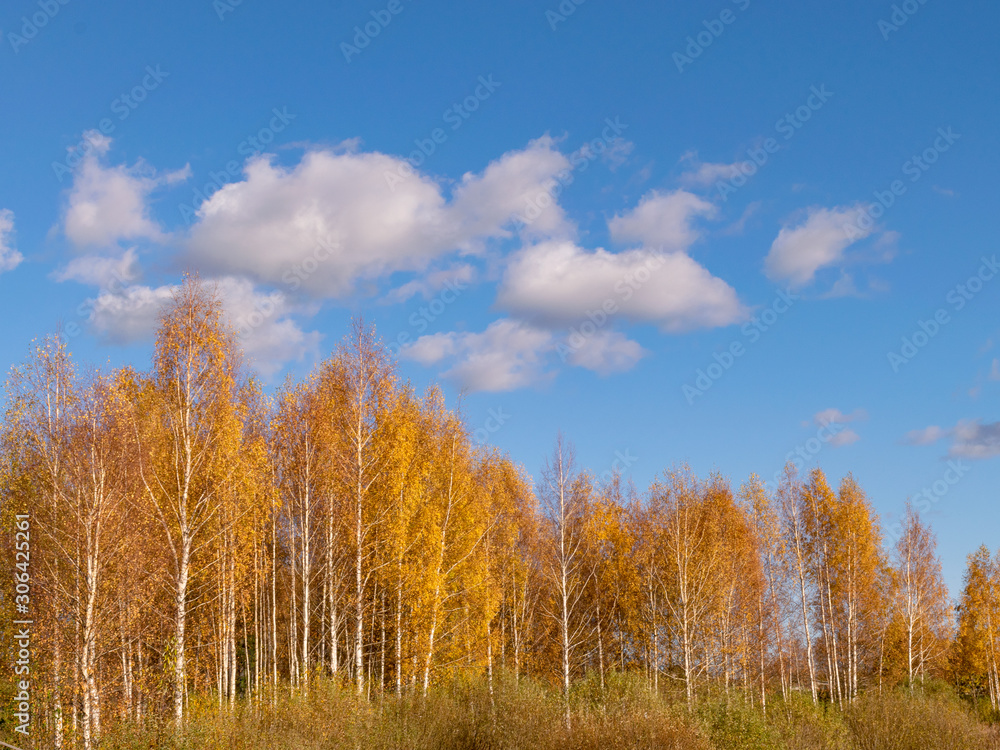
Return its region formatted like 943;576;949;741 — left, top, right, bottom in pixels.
2;278;998;749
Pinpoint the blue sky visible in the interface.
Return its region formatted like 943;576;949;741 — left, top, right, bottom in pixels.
1;0;997;593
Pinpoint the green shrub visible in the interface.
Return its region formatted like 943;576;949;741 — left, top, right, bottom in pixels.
845;689;999;750
74;676;1000;750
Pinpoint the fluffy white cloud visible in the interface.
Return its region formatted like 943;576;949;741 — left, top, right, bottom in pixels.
186;137;570;298
949;420;1000;459
608;189;716;252
497;241;745;332
677;152;744;189
902;420;1000;459
564;330;647;376
764;205;874;287
88;283;177;344
828;429;860;447
0;209;22;274
85;276;319;376
215;277;321;376
812;407;866;447
52;247;141;287
448;136;572;241
401;319;555;392
63;131;189;248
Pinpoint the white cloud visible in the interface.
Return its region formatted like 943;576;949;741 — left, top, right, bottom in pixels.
85;276;319;376
497;241;745;332
449;136;572;242
564;330;647;376
215;277;321;376
0;209;22;274
819;272;862;299
722;201;762;236
598;138;635;170
902;425;948;446
186;137;570;298
949;420;1000;459
902;420;1000;459
677;152;743;189
764;205;874;287
52;247;141;287
383;264;477;304
990;358;1000;381
88;283;177;344
829;429;860;447
63;131;189;248
812;407;865;447
608;189;716;252
813;407;866;427
401;318;555;392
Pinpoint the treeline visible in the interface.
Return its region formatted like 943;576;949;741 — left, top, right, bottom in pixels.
0;277;997;749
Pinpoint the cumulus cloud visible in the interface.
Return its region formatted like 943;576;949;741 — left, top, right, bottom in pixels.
0;209;22;274
813;407;866;427
563;330;647;376
215;277;321;376
52;247;141;287
186;137;570;298
448;136;572;241
62;131;189;248
677;152;744;189
383;264;477;304
902;420;1000;460
88;283;177;344
812;407;866;447
608;189;716;252
764;205;874;287
902;425;948;446
949;420;1000;459
84;276;319;376
497;241;745;332
401;318;555;392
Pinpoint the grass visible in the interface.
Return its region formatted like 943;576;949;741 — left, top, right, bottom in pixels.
17;674;1000;750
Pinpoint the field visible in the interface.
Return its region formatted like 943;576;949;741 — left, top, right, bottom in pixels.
86;675;999;750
